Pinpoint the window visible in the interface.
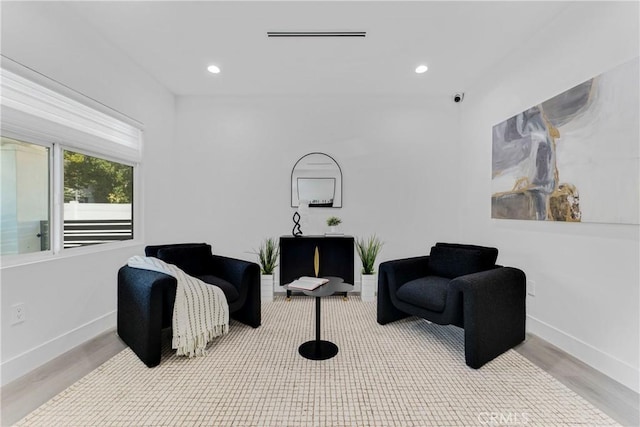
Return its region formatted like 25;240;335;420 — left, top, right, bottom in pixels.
0;67;142;261
63;151;133;248
0;137;51;255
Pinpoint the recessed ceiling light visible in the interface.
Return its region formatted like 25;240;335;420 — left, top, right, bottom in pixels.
207;65;221;74
415;64;429;74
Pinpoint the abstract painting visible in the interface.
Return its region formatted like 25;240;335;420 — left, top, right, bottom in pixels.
492;57;639;224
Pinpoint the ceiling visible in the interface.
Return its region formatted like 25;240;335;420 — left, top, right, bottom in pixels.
69;1;575;97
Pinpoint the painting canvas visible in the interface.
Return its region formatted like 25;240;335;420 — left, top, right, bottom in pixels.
492;57;639;224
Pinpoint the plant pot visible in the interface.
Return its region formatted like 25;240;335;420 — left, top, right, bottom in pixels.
361;273;377;302
260;274;274;303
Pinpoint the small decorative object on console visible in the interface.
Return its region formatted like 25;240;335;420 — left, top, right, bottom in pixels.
326;216;342;234
326;216;342;227
292;212;302;236
292;200;309;237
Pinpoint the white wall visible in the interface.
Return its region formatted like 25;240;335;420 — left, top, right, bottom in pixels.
0;2;175;385
458;2;639;391
170;95;461;288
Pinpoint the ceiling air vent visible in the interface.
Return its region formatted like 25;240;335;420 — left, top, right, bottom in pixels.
267;31;366;38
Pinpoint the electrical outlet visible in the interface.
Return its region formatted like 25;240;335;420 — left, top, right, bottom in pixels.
527;280;536;297
11;303;26;325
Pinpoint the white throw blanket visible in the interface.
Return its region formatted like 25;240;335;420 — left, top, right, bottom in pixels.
127;256;229;357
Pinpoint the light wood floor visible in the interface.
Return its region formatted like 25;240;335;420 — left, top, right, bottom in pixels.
515;335;639;426
1;329;127;426
1;330;638;426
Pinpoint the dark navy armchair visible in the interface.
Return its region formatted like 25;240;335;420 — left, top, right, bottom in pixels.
377;242;526;369
117;243;261;367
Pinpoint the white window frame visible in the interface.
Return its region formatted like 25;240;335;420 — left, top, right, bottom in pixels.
1;68;143;267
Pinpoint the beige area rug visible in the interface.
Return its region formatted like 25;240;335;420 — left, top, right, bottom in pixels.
17;296;617;426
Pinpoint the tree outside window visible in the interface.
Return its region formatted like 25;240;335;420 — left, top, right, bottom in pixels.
64;151;132;204
63;150;133;248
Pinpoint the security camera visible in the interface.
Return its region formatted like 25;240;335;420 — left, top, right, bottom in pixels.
453;92;465;103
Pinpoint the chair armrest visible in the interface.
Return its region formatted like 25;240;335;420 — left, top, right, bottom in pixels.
208;255;261;327
450;267;526;368
377;256;430;325
450;267;525;295
119;265;175;296
208;255;260;292
117;266;176;367
379;256;430;294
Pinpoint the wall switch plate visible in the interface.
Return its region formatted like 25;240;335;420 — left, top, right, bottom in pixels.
11;303;26;325
527;280;536;297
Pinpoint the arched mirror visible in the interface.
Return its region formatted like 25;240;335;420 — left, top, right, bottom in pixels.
291;152;342;208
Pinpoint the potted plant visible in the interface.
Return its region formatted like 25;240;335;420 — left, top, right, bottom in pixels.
326;216;342;234
255;237;279;302
355;235;384;302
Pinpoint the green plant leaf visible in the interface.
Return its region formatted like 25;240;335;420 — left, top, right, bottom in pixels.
355;235;384;275
326;216;342;226
253;237;279;274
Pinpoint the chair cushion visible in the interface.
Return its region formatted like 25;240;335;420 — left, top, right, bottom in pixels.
197;274;239;303
156;244;212;277
435;242;498;268
145;243;208;258
396;276;451;313
428;245;488;279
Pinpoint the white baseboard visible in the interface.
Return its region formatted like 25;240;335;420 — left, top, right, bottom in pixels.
1;311;116;387
527;315;639;393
